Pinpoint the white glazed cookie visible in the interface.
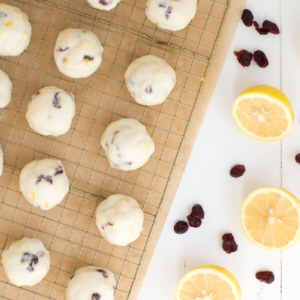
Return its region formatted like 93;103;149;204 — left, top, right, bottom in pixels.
86;0;121;11
0;69;12;108
26;86;75;136
146;0;197;31
125;55;176;106
1;237;50;287
0;4;32;56
66;266;116;300
19;158;69;210
101;118;155;171
96;194;144;246
54;28;103;78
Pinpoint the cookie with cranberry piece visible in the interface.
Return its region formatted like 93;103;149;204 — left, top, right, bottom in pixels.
0;4;32;56
96;194;144;246
125;55;176;106
1;237;50;286
146;0;197;31
101;118;155;171
66;266;116;300
86;0;121;11
54;28;103;78
19;159;69;210
26;86;75;136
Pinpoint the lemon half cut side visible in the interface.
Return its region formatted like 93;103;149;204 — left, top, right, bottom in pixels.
175;265;241;300
232;85;293;141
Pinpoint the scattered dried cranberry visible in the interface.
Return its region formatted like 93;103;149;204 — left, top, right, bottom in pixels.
165;6;172;19
253;50;269;68
256;271;275;284
53;92;61;109
91;293;101;300
187;214;202;228
97;269;108;278
145;85;153;94
234;50;253;67
27;255;39;272
262;20;280;34
174;221;189;234
54;165;64;176
222;233;238;253
295;153;300;164
57;47;69;52
255;27;269;35
99;0;109;5
230;164;246;178
36;175;53;184
84;55;94;61
191;204;205;219
241;9;254;27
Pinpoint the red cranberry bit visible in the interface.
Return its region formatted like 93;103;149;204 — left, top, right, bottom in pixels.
111;130;119;145
57;47;69;52
255;27;269;35
84;55;94;61
256;271;275;284
230;164;246;178
191;204;205;219
234;50;253;67
99;0;108;5
53;92;61;109
36;175;53;184
27;255;39;272
295;153;300;164
158;3;166;8
145;85;153;94
263;20;280;34
91;293;101;300
253;21;259;28
54;165;64;176
187;214;202;228
222;233;238;253
174;220;189;234
21;252;31;262
97;269;108;278
165;6;172;19
253;50;269;68
241;9;254;27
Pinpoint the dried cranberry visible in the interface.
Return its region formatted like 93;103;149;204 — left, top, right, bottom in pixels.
187;214;202;228
253;50;269;68
99;0;108;5
57;47;69;52
165;6;172;19
27;255;39;272
36;175;53;184
263;20;279;34
53;92;61;109
54;165;64;176
21;252;31;262
91;293;101;300
230;165;246;178
241;9;254;27
145;85;152;94
97;269;108;278
222;233;238;253
295;153;300;164
174;221;189;234
191;204;204;219
234;50;252;67
84;55;94;61
255;27;269;35
256;271;275;284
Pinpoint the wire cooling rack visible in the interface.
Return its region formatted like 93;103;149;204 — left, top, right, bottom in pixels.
0;0;228;299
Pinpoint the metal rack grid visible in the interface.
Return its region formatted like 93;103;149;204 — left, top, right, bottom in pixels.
0;0;228;299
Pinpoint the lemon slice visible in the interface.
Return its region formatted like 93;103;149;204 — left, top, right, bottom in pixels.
232;85;293;141
175;265;241;300
240;187;300;251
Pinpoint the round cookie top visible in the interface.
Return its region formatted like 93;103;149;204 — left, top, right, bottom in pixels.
125;55;176;106
54;28;103;78
146;0;198;31
26;86;76;136
1;237;50;287
0;4;32;56
101;118;155;171
0;69;12;108
67;266;116;300
96;194;144;246
19;158;69;210
86;0;121;11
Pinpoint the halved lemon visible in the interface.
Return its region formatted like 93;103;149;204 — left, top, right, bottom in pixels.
232;85;293;141
175;265;241;300
240;187;300;251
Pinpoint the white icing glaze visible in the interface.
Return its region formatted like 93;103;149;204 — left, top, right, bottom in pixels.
19;159;69;210
1;237;50;287
125;55;176;106
66;266;115;300
86;0;121;11
26;86;75;136
101;118;155;171
0;69;12;108
0;4;32;56
96;194;144;246
54;28;103;78
146;0;197;31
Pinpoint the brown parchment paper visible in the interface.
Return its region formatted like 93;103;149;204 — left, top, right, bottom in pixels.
0;0;247;299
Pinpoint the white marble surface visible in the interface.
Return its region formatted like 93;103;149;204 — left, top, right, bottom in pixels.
138;0;300;299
